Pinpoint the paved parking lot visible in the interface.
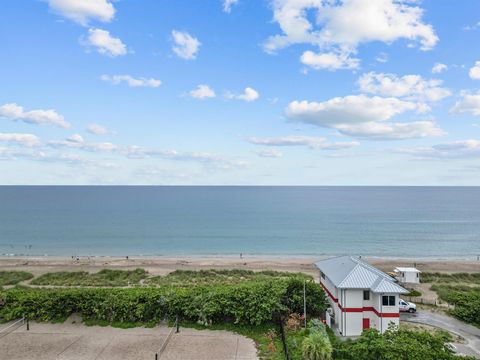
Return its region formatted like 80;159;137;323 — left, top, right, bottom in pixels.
0;318;257;360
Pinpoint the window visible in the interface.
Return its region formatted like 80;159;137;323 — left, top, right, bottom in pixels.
382;295;396;306
363;290;370;301
416;273;419;278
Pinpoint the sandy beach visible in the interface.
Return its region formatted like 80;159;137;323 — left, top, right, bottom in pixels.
1;255;479;280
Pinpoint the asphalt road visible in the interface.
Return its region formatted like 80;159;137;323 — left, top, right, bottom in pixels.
401;310;480;358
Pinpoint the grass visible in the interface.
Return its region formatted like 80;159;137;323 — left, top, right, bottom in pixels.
30;268;147;287
422;272;480;285
144;269;311;287
0;271;34;286
84;319;158;329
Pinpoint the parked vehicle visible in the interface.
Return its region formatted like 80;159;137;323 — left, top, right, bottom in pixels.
399;299;416;313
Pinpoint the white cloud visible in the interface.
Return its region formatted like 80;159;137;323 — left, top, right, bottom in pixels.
0;133;41;147
264;0;437;70
247;135;359;149
300;50;359;70
101;74;161;88
226;87;259;102
336;120;444;140
358;72;451;102
48;135;117;152
84;28;127;57
189;85;216;99
286;95;421;126
432;63;447;74
87;123;109;135
171;30;200;60
469;61;480;80
451;91;480;116
0;103;70;128
223;0;240;13
375;52;388;63
48;0;115;26
126;146;247;170
285;95;443;140
397;140;480;159
255;149;283;158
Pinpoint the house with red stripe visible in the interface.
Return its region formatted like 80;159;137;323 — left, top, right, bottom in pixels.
315;256;408;337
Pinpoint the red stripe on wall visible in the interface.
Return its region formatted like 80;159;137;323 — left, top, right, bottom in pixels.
320;281;338;302
320;281;400;318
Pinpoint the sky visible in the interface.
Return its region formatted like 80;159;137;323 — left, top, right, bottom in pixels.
1;0;480;185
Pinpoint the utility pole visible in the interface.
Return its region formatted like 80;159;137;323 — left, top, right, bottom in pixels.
303;280;307;329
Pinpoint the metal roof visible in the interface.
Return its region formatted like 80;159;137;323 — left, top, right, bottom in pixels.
315;256;408;294
394;267;421;273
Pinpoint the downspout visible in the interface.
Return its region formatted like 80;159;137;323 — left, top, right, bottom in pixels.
380;294;383;334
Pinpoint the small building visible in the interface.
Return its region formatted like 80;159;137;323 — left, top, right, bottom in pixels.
394;267;421;284
315;256;408;337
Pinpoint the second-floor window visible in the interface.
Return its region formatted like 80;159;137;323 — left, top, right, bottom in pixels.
363;290;370;301
382;295;396;306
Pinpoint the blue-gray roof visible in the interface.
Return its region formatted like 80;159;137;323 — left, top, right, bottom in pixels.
315;256;408;294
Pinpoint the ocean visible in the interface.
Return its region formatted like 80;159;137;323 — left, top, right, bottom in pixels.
0;186;479;258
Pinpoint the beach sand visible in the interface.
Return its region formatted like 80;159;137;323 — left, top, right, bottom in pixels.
1;256;479;280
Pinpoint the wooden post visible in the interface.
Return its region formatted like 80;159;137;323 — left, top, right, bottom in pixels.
155;353;158;360
176;315;179;333
26;318;29;331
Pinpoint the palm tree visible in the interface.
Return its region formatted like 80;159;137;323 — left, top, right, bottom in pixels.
302;332;333;360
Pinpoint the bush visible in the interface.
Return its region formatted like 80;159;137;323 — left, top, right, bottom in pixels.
0;271;34;286
0;278;328;326
30;269;147;287
332;327;469;360
302;332;333;360
406;289;422;297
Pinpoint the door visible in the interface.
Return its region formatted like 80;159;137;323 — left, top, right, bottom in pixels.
362;318;370;330
399;300;408;312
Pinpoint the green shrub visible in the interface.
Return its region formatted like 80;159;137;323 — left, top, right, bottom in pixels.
0;278;327;326
30;269;147;287
332;327;469;360
406;289;422;297
145;269;311;286
0;271;34;286
302;332;332;360
422;272;480;285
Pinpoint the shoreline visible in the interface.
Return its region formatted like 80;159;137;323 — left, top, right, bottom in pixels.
1;255;480;278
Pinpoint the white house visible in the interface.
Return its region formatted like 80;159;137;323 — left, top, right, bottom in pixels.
394;267;421;284
315;256;408;337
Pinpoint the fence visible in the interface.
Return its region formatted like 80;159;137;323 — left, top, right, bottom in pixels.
0;317;25;339
403;296;454;309
155;315;179;360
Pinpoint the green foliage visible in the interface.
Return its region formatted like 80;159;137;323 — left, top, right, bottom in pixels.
331;327;468;360
431;284;480;327
145;269;311;286
0;271;34;286
422;272;480;285
406;289;422;297
0;277;327;327
302;332;333;360
30;269;147;287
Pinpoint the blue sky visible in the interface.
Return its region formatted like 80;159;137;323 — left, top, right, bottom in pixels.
1;0;480;185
